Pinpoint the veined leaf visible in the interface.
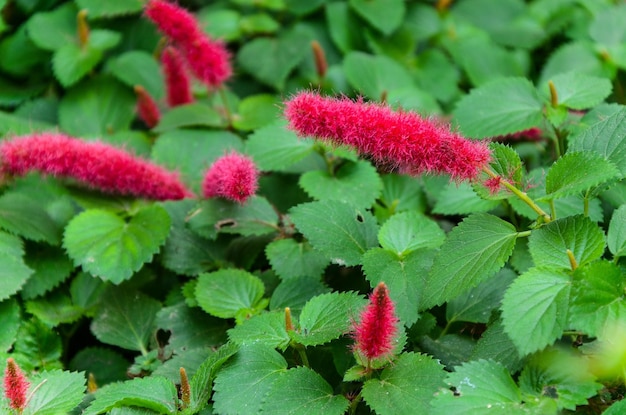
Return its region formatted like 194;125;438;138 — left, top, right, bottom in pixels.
0;298;21;352
24;370;86;415
195;269;265;320
343;51;414;100
545;152;620;200
377;210;445;256
0;192;61;244
433;181;500;215
269;277;330;315
471;319;523;373
227;312;290;350
76;0;145;18
0;232;33;301
188;343;239;413
265;238;329;280
608;204;626;258
348;0;405;35
541;72;612;110
473;143;523;200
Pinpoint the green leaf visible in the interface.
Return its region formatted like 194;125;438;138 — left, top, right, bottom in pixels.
0;25;48;77
471;319;523;373
269;277;330;315
343;52;414;99
188;343;239;413
63;206;171;283
290;291;366;346
447;268;517;324
21;246;73;299
26;2;77;51
151;129;242;192
431;360;525;414
528;215;606;271
608;205;626;257
213;344;287;415
70;271;106;315
568;107;626;176
362;353;445;415
108;51;164;100
0;192;61;244
362;248;435;326
265;238;329;280
90;289;161;353
589;3;626;46
605;399;626;415
84;376;178;415
153;103;226;133
417;334;475;371
289;200;379;267
433;181;500;215
245;121;316;172
376;174;426;216
227;311;290;350
348;0;404;35
25;291;83;326
473;143;523;200
541;72;612;110
299;160;383;208
453;77;543;138
24;370;86;415
0;110;54;134
0;298;21;352
188;196;279;240
501;268;571;356
0;232;33;301
545;152;621;199
13;319;63;371
325;2;365;54
197;9;242;42
59;77;135;136
237;25;311;89
262;366;350;414
76;0;145;18
69;347;129;385
423;213;518;308
232;94;280;131
195;269;265;319
569;260;626;337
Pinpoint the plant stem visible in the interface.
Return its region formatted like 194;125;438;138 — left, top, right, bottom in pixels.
482;167;551;223
517;230;531;238
294;343;310;368
348;391;363;415
218;87;233;127
549;199;557;220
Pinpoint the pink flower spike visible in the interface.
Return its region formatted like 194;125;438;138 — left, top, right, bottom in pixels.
354;282;399;363
161;46;194;107
134;85;161;128
0;133;192;200
202;153;259;204
145;0;201;46
4;358;29;411
284;92;491;181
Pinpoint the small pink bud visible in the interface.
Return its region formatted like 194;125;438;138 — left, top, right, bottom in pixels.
202;152;259;204
134;85;161;128
4;358;29;412
354;282;399;362
161;46;194;107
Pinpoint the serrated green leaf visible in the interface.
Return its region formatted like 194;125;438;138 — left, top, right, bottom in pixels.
605;399;626;415
76;0;145;18
299;160;382;208
362;353;445;415
262;366;350;414
348;0;405;35
195;269;265;319
377;174;426;215
188;196;278;240
153;104;225;133
108;51;164;100
343;51;413;99
228;312;290;350
0;232;33;301
69;347;129;386
290;291;366;346
545;152;620;199
362;248;435;326
378;211;445;256
0;110;54;134
70;271;106;315
153;348;211;383
265;239;329;280
501;268;570;356
269;277;330;315
608;205;626;257
423;213;518;308
539;42;607;86
24;369;86;415
0;298;21;352
568;107;626;176
289;200;379;267
454;77;543;138
245;121;316;172
53;44;100;88
21;246;73;299
473;143;523;200
447;268;517;324
90;289;161;353
0;193;61;244
417;334;475;370
13;319;63;371
471;319;522;373
213;344;287;415
26;2;77;51
431;360;525;414
59;77;135;136
25;291;83;326
569;260;626;337
542;72;612;110
232;94;280;131
528;215;606;270
84;376;178;415
433;181;500;215
63;206;171;283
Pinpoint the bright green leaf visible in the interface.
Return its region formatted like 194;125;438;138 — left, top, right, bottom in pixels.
348;0;405;36
343;52;414;99
153;103;225;133
325;2;365;53
232;94;280;131
471;319;523;373
473;143;523;200
188;343;239;413
228;311;290;350
433;181;500;215
76;0;145;18
0;298;21;352
108;51;164;100
542;72;612;110
608;205;626;257
545;151;620;199
24;370;86;415
378;210;445;256
265;238;328;280
269;277;330;315
0;192;61;244
13;319;63;371
26;2;76;51
195;269;265;319
0;232;33;301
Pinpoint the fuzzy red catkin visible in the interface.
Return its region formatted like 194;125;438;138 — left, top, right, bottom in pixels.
161;46;194;107
0;133;192;200
284;92;491;181
4;358;29;411
134;85;161;128
354;282;399;361
202;152;259;204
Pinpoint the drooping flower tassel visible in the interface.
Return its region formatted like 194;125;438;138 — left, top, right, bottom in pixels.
202;152;259;204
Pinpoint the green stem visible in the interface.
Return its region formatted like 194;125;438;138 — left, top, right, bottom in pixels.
294;344;310;368
217;87;234;127
549;199;557;221
439;319;454;339
517;230;531;238
348;391;363;415
483;167;551;223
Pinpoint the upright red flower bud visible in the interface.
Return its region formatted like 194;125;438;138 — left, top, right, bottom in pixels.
4;358;29;412
354;282;399;362
161;46;194;107
134;85;161;128
202;152;259;204
145;0;232;88
284;92;491;181
0;133;192;200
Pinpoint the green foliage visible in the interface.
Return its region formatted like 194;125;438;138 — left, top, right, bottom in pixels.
265;238;328;280
24;370;86;415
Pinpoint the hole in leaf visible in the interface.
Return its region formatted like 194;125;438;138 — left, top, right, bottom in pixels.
215;219;237;230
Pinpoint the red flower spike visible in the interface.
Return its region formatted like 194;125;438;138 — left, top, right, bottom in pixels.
0;133;192;200
145;0;232;88
354;282;399;362
284;92;491;181
161;46;194;107
4;358;29;411
202;153;259;204
134;85;161;128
